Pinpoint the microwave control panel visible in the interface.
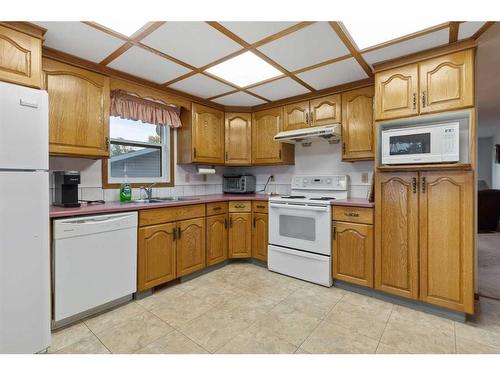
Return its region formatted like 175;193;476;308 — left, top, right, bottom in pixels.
442;126;459;155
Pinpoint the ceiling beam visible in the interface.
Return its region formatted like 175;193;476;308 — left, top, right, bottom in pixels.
449;22;460;43
472;21;495;40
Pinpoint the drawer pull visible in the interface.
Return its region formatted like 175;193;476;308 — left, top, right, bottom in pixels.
256;205;265;209
344;212;359;217
213;207;221;211
235;204;246;208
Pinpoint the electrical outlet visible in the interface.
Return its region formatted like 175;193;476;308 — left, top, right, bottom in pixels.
361;172;369;184
185;174;190;183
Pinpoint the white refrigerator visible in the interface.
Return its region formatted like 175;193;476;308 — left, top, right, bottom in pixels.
0;81;51;353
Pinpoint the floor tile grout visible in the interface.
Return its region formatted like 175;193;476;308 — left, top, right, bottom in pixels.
374;304;394;353
83;321;113;354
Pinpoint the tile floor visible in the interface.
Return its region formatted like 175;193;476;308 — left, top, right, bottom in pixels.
49;263;500;354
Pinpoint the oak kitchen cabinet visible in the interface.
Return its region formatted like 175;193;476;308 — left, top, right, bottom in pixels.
43;58;110;158
252;107;294;165
206;202;228;266
375;49;474;120
332;206;374;287
341;86;374;161
251;201;268;262
0;23;42;89
228;201;252;258
375;171;474;313
283;94;341;131
176;217;206;277
178;103;225;164
225;112;252;165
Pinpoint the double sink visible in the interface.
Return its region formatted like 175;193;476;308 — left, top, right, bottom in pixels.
124;196;200;204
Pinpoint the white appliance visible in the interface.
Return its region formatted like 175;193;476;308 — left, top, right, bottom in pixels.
268;175;348;287
381;122;460;165
0;82;50;353
52;212;138;327
274;124;341;145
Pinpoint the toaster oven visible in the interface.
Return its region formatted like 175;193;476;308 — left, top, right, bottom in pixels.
223;175;256;193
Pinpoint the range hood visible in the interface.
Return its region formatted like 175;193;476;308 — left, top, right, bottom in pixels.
274;124;341;145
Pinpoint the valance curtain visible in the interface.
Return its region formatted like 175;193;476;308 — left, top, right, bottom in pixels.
110;89;182;128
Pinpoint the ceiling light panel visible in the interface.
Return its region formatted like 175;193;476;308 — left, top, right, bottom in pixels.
343;20;445;50
206;51;283;87
95;20;149;37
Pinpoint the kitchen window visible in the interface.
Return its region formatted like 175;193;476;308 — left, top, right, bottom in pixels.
105;116;173;187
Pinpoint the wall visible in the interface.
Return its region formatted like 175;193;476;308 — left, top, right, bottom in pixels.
477;136;493;189
49;131;373;202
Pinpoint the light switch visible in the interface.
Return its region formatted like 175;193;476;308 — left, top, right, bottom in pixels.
361;172;369;184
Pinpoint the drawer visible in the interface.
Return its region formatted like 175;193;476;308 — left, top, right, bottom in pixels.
229;201;251;212
139;204;205;226
206;201;228;216
333;206;373;225
252;201;268;213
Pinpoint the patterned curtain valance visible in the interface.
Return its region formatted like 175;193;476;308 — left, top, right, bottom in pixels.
110;89;182;128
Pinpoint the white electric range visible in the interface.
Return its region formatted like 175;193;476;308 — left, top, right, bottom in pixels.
268;175;348;286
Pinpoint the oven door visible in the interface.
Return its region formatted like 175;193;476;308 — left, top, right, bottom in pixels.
381;127;439;164
269;202;331;255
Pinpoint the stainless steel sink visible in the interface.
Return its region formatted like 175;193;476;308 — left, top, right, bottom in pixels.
124;197;200;204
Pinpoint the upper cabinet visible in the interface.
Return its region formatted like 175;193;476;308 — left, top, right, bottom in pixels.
252;107;294;165
283;95;341;131
375;49;474;121
341;86;374;161
178;103;225;164
419;50;474;114
0;23;42;89
225;112;252;165
43;58;110;158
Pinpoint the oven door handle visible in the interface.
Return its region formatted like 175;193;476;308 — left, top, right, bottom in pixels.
269;203;330;212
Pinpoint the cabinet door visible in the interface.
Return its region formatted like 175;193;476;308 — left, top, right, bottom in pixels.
192;103;224;164
341;86;374;160
0;24;42;88
252;213;268;262
333;221;374;287
419;171;474;313
375;172;419;299
252;107;284;164
177;217;206;277
310;94;341;127
228;213;252;258
43;58;110;157
206;214;228;266
419;50;474;114
283;101;309;131
375;64;418;120
138;223;176;291
225;112;252;165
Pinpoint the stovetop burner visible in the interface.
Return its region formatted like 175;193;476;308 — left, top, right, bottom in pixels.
309;197;337;201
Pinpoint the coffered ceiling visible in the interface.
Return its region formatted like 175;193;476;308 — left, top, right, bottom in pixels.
34;21;492;107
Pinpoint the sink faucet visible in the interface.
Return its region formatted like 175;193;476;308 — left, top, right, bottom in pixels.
140;183;157;200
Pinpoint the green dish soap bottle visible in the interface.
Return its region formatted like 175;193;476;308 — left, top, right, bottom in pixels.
120;179;132;202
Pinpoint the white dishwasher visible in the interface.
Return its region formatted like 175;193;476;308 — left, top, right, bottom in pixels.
52;212;137;327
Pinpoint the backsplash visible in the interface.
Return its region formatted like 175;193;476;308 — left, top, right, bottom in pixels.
49;136;372;203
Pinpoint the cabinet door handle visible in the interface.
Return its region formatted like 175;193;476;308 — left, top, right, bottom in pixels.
253;217;256;227
225;151;228;161
412;93;417;110
105;137;110;151
342;142;346;155
422;177;426;194
422;92;426;108
229;218;233;228
278;149;282;160
224;218;228;229
193;148;197;158
305;112;309;125
333;226;336;240
173;227;177;241
177;227;181;239
412;177;417;194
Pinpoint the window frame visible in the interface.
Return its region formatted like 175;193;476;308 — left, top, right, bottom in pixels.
102;120;175;189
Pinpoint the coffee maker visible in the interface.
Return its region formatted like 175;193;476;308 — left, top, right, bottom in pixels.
53;171;81;207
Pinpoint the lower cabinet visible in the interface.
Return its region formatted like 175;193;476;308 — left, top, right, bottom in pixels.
138;223;177;292
252;213;268;262
176;217;206;277
332;221;373;288
206;213;228;266
228;212;252;258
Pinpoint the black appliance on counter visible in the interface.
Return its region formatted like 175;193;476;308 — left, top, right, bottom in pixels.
53;171;81;207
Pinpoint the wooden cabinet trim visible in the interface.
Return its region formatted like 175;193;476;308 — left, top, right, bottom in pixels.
139;204;206;226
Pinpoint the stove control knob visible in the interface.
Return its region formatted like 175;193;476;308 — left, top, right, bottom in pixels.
326;178;332;184
303;178;308;185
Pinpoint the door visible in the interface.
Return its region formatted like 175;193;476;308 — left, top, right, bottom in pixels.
138;223;176;291
252;213;268;262
310;94;341;127
252;107;283;164
0;82;48;170
268;202;331;255
206;214;228;266
225;112;252;165
419;50;474;114
177;217;206;277
419;171;474;313
43;58;110;158
341;86;374;160
0;171;50;353
283;101;309;131
228;212;252;258
333;221;374;287
375;64;418;120
375;172;419;299
0;24;42;88
192;103;224;164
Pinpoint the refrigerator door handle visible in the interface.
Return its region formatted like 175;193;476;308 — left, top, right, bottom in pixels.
19;99;39;109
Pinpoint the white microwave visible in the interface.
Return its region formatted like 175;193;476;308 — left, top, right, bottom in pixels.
381;122;460;165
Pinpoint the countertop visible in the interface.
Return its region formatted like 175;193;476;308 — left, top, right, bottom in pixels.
49;194;374;218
